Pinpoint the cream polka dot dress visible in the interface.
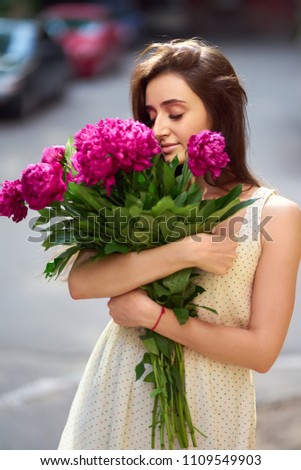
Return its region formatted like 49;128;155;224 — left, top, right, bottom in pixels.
58;187;275;450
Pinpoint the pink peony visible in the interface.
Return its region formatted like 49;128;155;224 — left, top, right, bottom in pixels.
41;145;65;164
187;130;230;179
0;179;28;222
21;162;67;210
72;118;160;193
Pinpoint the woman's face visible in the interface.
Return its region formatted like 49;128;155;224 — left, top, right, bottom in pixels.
145;72;211;163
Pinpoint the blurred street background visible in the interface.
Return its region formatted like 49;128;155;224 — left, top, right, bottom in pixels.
0;0;300;450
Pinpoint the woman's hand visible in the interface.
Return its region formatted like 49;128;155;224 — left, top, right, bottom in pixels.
108;289;160;329
180;224;238;275
68;218;238;301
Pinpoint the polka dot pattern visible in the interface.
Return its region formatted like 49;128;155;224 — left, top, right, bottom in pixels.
58;187;275;450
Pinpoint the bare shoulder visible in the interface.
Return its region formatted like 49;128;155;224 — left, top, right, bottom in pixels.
261;194;301;254
263;193;301;220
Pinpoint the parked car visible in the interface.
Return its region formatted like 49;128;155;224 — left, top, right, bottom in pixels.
40;3;125;77
97;0;145;47
0;17;69;117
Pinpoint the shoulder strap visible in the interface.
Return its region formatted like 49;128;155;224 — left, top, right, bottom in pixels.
254;187;277;213
246;187;277;245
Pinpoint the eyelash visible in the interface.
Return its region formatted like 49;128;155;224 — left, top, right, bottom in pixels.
146;113;183;127
169;113;183;120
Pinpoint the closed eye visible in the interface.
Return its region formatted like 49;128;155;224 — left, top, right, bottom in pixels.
169;113;183;120
146;113;183;127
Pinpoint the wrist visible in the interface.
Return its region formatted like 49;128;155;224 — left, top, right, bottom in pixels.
177;236;196;268
150;305;165;331
143;300;163;330
171;237;194;269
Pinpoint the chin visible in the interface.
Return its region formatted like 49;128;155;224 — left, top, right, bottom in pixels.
164;153;187;164
163;154;173;163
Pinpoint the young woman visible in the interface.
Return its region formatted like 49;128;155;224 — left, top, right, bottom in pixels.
58;39;301;450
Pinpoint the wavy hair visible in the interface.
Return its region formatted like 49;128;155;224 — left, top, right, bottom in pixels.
130;39;260;188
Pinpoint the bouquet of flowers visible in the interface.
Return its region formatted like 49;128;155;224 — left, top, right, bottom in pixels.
0;118;255;449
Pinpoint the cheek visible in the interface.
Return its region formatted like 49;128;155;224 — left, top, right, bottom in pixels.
183;124;210;147
192;119;211;135
187;110;212;138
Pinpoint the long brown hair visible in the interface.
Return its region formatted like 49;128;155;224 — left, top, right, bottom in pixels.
130;38;260;188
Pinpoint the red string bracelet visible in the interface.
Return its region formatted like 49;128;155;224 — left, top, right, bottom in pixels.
151;306;165;331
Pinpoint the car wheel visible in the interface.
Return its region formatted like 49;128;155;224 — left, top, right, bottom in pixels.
10;92;33;118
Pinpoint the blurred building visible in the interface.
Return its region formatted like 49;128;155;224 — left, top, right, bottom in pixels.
136;0;298;40
1;0;299;42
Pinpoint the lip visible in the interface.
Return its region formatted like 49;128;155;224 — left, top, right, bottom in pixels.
160;143;179;154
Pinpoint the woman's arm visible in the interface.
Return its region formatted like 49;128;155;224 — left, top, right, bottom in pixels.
108;196;301;373
68;231;238;299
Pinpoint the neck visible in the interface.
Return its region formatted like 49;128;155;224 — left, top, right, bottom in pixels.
196;176;220;198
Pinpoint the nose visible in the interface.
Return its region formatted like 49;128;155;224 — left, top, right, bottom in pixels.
152;115;170;141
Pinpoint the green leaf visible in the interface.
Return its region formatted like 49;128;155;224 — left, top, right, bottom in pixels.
153;334;175;359
64;135;75;161
150;196;175;217
140;336;160;355
162;164;175;194
195;285;206;296
169;155;179;170
200;305;218;315
129;205;142;217
170;203;198;216
204;198;240;226
167;294;185;307
42;230;77;249
150;282;170;298
125;193;143;209
34;207;57;227
162;268;192;294
104;242;129;255
217;198;258;222
143;352;151;364
62;199;87;217
173;307;190;325
203;198;257;232
138;173;146;184
144;371;155;383
43;245;79;279
67;183;103;211
186;182;203;204
44;260;57;278
213;184;243;210
175;289;196;306
143;180;158;209
175;160;193;192
135;361;145;381
197;199;218;221
165;222;189;242
134;215;154;231
185;304;199;317
150;388;163;398
174;192;188;206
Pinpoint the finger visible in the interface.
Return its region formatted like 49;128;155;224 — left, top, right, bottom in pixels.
137;288;149;296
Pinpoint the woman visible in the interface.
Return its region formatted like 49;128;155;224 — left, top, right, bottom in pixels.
58;39;301;450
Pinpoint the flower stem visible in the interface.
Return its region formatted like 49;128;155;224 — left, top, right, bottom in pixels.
151;393;158;449
148;337;205;449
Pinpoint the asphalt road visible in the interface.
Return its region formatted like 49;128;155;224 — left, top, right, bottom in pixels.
0;38;300;450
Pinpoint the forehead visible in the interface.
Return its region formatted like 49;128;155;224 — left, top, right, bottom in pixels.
145;72;196;105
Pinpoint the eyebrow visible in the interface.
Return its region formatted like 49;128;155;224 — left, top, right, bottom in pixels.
145;99;187;111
